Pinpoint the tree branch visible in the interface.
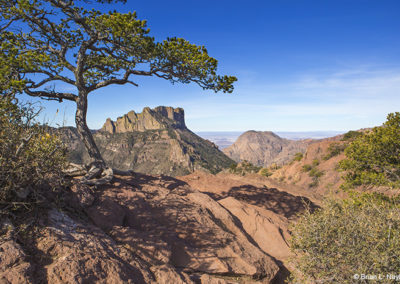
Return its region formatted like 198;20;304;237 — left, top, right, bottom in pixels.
48;45;76;72
87;70;139;91
24;88;77;102
24;71;76;87
15;133;34;157
0;18;17;32
22;8;77;73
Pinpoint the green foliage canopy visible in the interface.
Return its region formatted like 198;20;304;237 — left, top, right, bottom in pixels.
0;0;237;169
339;112;400;189
0;0;237;98
341;130;363;141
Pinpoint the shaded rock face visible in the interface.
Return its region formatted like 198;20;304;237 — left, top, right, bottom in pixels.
101;106;186;134
176;171;323;283
0;173;309;283
59;107;233;176
83;175;280;281
178;171;318;263
223;131;312;167
219;197;292;261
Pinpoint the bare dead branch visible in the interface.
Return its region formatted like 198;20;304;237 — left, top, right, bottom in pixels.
15;133;33;157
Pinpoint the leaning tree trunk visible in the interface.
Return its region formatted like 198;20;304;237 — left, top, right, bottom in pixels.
71;92;132;184
75;93;105;168
74;92;115;185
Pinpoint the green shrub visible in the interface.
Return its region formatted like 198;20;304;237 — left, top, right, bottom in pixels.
309;168;324;178
323;142;347;160
229;163;238;170
308;179;319;188
290;193;400;283
311;159;320;167
339;113;400;189
342;130;363;141
307;168;324;187
302;164;312;172
259;167;272;177
229;160;261;175
0;95;66;208
293;152;303;162
269;163;280;170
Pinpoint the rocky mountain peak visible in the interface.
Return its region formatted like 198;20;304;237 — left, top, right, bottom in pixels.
223;130;312;167
60;106;233;176
101;106;186;134
238;130;281;142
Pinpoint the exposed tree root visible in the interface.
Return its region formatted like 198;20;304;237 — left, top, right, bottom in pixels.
63;163;87;177
63;163;134;186
80;166;113;186
112;169;135;176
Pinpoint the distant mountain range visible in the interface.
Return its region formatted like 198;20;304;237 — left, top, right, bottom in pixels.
59;106;347;175
196;131;345;149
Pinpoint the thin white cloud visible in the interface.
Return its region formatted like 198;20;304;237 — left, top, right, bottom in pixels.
294;67;400;98
182;66;400;131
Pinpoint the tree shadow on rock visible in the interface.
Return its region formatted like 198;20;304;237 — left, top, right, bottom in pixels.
226;185;319;220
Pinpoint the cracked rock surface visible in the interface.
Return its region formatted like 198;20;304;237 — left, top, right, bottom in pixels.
1;172;317;283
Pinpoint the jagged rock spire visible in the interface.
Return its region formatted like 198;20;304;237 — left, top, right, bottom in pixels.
101;106;186;134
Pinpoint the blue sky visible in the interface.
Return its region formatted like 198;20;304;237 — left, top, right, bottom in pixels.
28;0;400;131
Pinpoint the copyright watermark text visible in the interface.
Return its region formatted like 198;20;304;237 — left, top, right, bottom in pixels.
353;273;400;281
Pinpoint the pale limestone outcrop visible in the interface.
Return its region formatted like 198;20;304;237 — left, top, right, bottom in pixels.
101;106;186;134
59;106;234;176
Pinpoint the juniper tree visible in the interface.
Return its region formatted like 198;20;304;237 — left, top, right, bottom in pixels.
0;0;236;183
339;112;400;189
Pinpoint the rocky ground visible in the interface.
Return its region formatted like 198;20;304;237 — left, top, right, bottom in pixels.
0;171;317;284
270;134;346;197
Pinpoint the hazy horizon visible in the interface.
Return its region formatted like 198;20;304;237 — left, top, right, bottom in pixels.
196;130;346;149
